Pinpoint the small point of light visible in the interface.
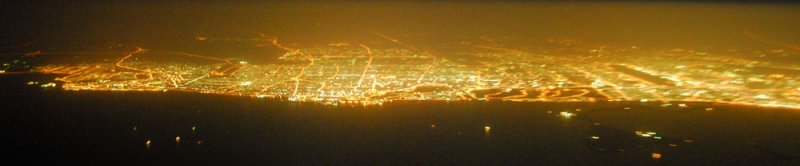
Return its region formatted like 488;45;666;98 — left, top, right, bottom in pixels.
651;152;662;159
654;136;662;140
591;136;600;140
175;136;181;143
669;144;678;147
484;125;491;137
705;107;714;111
431;124;436;128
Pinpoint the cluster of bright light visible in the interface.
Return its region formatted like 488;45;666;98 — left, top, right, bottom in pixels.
26;39;800;110
560;112;575;118
40;82;57;88
635;130;657;138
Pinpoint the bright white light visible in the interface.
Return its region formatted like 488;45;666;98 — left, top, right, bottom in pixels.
41;83;57;88
560;112;574;118
636;131;657;138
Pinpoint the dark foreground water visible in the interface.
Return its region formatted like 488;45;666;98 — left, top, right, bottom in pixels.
1;74;800;165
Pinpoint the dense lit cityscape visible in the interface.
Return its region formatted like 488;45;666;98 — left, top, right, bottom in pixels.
15;34;799;109
3;1;800;164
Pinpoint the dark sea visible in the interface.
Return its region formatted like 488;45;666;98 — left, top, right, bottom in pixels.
1;74;799;165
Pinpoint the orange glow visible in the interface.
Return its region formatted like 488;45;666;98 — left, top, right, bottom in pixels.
651;152;662;159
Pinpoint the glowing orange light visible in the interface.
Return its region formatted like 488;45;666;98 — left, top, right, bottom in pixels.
651;152;662;159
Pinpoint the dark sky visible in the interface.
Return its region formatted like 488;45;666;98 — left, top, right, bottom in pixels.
1;1;799;51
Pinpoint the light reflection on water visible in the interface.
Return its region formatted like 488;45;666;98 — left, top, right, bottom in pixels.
114;98;800;164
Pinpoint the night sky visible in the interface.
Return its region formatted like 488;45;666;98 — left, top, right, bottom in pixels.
2;1;799;52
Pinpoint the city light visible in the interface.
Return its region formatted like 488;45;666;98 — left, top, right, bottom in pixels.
560;112;575;118
651;152;662;159
484;125;491;137
25;41;800;110
636;131;657;138
40;82;57;88
146;139;152;149
2;1;800;164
